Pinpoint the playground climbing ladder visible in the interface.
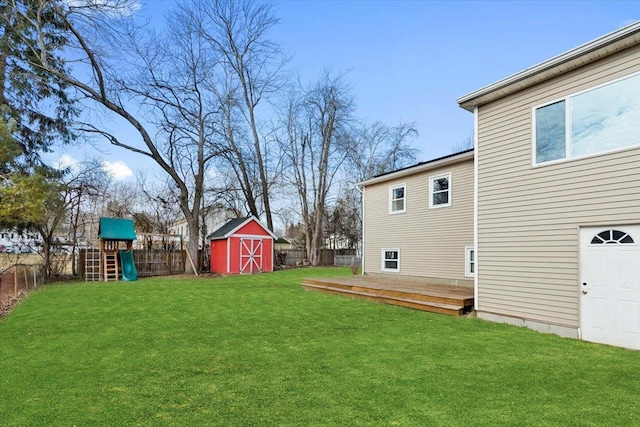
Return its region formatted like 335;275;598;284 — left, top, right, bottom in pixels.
103;251;119;281
85;248;101;282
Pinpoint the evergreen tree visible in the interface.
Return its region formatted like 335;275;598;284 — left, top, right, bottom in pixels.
0;0;76;169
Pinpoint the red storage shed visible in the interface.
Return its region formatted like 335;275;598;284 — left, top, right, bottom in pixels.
208;217;276;274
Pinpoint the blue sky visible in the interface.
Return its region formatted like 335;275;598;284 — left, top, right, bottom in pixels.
49;0;639;179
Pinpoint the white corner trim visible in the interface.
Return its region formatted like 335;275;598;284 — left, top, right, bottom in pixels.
473;106;479;311
361;186;366;275
226;237;230;273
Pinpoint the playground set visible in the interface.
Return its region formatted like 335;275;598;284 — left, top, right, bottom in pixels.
82;218;187;281
85;217;138;282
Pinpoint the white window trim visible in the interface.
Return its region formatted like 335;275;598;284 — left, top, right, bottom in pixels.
388;183;406;214
531;70;640;168
465;246;475;278
429;173;452;209
381;248;400;273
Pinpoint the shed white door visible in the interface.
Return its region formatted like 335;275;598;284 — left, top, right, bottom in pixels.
240;238;263;274
580;227;640;350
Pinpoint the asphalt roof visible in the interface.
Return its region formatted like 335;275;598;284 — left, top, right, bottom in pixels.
207;217;251;239
357;148;474;187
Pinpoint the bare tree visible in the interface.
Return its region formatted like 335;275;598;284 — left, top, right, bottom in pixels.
65;159;109;275
34;160;107;280
277;72;355;265
196;0;287;231
8;0;231;273
450;130;474;153
346;121;419;182
137;178;182;235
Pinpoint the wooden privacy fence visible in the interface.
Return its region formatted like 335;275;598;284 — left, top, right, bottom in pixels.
79;248;185;280
0;264;44;299
334;255;362;266
133;249;185;277
275;249;357;267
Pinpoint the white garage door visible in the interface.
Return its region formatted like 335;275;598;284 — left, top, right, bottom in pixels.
580;226;640;350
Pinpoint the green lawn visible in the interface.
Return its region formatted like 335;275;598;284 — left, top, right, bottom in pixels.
2;267;640;426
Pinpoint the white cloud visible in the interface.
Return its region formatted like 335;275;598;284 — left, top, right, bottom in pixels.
102;160;134;181
53;154;80;171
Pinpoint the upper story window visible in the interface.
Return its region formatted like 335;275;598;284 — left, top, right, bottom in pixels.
429;173;451;208
389;184;406;214
534;73;640;165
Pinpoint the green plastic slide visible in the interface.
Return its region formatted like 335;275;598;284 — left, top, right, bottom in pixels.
119;250;138;281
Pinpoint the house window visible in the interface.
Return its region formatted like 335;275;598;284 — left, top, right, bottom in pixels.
382;249;400;272
465;246;475;277
429;173;451;208
389;184;406;214
534;73;640;165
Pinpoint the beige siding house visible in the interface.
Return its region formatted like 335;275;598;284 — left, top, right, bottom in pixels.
360;150;474;286
458;21;640;348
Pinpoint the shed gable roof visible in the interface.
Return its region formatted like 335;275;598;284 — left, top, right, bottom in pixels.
207;216;276;240
98;217;137;240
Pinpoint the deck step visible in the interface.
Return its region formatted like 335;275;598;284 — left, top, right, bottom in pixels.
302;282;466;316
302;278;474;308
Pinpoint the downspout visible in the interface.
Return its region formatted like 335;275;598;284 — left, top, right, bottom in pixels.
474;106;479;311
354;184;365;275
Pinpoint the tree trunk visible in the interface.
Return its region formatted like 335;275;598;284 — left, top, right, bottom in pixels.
185;215;200;274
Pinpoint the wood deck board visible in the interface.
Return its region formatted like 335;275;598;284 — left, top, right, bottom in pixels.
303;276;474;298
302;275;474;317
303;284;464;316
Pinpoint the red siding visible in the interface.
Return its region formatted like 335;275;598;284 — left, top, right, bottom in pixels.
209;218;274;274
229;236;241;274
210;239;228;274
235;220;270;236
262;238;273;272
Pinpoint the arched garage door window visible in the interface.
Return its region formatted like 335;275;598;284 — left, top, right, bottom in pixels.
590;229;635;245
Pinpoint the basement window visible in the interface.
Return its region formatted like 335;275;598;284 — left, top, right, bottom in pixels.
465;246;475;277
382;249;400;272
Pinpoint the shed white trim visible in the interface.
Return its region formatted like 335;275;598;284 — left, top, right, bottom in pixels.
209;216;277;240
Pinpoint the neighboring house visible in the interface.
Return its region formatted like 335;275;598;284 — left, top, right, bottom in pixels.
0;229;43;253
324;233;359;252
169;205;239;247
456;21;640;349
359;150;474;286
208;217;276;275
274;237;294;251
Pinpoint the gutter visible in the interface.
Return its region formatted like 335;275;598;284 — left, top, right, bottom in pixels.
357;150;474;188
354;184;365;275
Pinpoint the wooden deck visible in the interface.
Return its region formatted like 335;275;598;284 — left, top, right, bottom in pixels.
302;276;474;316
